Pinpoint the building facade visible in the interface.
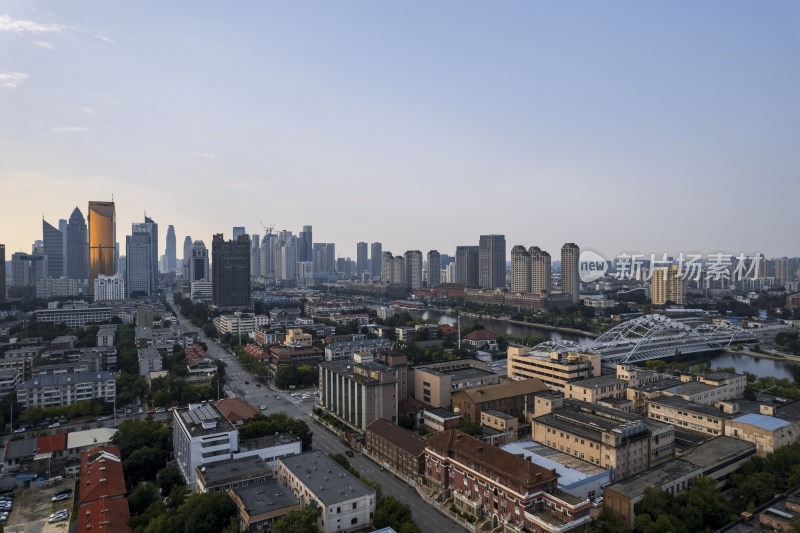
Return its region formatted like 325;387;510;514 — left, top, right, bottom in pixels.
16;371;116;408
88;201;116;295
212;233;251;308
479;234;506;290
560;243;580;303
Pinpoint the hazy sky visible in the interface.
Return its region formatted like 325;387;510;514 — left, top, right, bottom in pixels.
2;2;798;262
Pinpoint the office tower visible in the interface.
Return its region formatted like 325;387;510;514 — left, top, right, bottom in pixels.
479;234;506;290
259;235;273;278
165;225;176;272
278;235;298;281
212;233;251;308
404;250;423;290
510;246;530;293
250;234;260;278
456;245;479;287
232;227;246;240
88;201;116;295
370;242;383;281
445;262;456;284
58;219;68;276
298;225;312;263
144;216;159;290
66;207;88;280
356;242;368;276
651;264;685;306
42;219;64;279
325;244;336;274
126;223;154;297
12;252;48;288
530;247;552;295
0;244;5;301
189;241;209;282
183;236;193;263
427;250;441;288
561;243;580;303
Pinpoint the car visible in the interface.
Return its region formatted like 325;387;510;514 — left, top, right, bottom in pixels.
138;408;143;414
55;488;72;496
155;407;166;413
345;450;354;457
97;416;110;421
49;513;68;523
48;422;60;429
146;410;155;414
51;493;70;502
256;383;261;387
276;395;280;399
244;380;250;385
126;408;132;414
13;428;26;433
260;405;267;410
592;497;604;507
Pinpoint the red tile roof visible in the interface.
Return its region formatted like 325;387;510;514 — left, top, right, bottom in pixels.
185;344;211;365
465;329;500;341
242;344;269;360
78;497;132;533
37;431;66;454
80;446;126;505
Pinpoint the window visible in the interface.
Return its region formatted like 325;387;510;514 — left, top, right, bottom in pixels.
352;503;357;510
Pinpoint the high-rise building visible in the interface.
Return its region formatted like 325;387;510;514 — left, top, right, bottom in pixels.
250;234;260;278
94;273;126;301
530;247;552;295
370;242;382;281
456;245;479;287
651;264;685;306
404;250;423;290
66;207;88;281
427;250;441;288
356;242;368;277
165;225;176;272
126;223;154;297
144;216;159;290
212;233;251;308
88;201;116;295
58;219;68;276
510;245;530;293
298;225;312;263
561;243;580;303
42;219;64;279
0;244;5;301
183;236;192;263
479;234;506;290
189;241;210;282
381;252;405;285
259;235;274;278
232;227;246;240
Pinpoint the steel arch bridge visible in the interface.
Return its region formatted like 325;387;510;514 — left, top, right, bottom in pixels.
534;314;769;364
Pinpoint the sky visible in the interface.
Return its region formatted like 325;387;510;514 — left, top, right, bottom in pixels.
2;1;799;262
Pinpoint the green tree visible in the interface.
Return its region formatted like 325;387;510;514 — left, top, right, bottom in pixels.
459;416;483;437
125;446;167;486
374;496;416;531
128;482;159;516
146;491;236;533
112;418;171;460
271;505;322;533
157;464;185;496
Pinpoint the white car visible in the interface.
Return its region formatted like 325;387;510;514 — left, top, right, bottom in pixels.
48;422;60;429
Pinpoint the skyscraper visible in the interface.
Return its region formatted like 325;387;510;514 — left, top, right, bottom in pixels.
651;264;685;305
561;243;580;303
66;207;89;281
189;241;209;282
212;233;251;308
88;201;116;295
165;225;176;272
126;223;154;297
479;234;506;290
144;216;159;291
370;242;383;281
298;225;312;263
530;247;552;295
58;218;68;276
259;235;274;278
232;227;246;240
510;246;530;293
42;219;64;279
456;245;479;287
250;234;260;279
381;252;405;285
0;244;5;301
404;250;423;290
356;242;368;277
182;235;192;278
427;250;441;288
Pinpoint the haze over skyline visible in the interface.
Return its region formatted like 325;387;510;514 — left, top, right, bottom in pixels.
2;2;799;260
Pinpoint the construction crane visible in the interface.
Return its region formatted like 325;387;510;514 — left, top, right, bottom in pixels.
259;220;275;236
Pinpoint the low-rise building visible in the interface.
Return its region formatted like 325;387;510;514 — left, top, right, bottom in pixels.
78;497;132;533
16;371;116;408
214;312;270;336
480;409;519;443
647;395;729;437
451;378;549;421
412;359;498;408
216;398;261;426
626;377;683;415
138;346;163;376
67;428;118;458
195;455;273;493
725;412;798;456
507;346;601;392
268;346;324;372
79;446;127;505
229;480;302;533
34;306;112;328
365;418;426;481
422;408;461;433
325;338;392;361
464;329;500;351
173;403;239;486
277;451;376;533
185;344;216;380
565;374;627;404
661;371;746;405
284;328;312;347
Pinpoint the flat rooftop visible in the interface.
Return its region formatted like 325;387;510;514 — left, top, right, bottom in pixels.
446;367;497;381
604;458;699;499
198;456;273;486
232;479;299;516
570;374;624;389
665;381;715;397
680;436;756;471
650;395;733;418
500;440;606;488
177;403;237;437
279;451;374;507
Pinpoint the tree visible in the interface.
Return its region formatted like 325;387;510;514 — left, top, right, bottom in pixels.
128;482;159;516
459;416;483;437
157;464;185;497
271;505;321;533
112;418;171;460
373;496;414;530
125;446;166;486
146;491;237;533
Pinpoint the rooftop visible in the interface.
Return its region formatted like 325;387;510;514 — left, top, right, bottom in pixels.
177;403;237;437
67;428;118;451
731;413;790;431
500;440;606;489
629;378;683;393
18;371;116;390
232;480;300;518
484;409;515;420
197;456;273;486
570;374;625;389
650;395;733;418
679;436;756;470
456;378;549;404
464;330;500;341
424;408;461;420
78;497;132;533
279;451;375;506
37;432;66;454
665;381;716;397
216;398;261;423
701;371;742;382
366;418;426;457
604;458;699;499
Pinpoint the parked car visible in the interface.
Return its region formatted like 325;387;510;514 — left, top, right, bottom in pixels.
155;407;166;413
345;450;354;457
51;493;69;502
55;488;72;496
48;422;60;429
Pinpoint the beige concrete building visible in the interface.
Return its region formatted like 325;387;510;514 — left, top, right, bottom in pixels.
532;398;674;482
510;245;531;293
480;409;519;442
651;264;685;305
648;395;729;437
451;378;549;421
661;371;746;405
565;374;627;404
725;413;799;456
411;359;498;408
530;247;552;294
284;328;312;347
507;345;601;392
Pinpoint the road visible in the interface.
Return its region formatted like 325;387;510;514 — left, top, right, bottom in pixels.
167;295;464;532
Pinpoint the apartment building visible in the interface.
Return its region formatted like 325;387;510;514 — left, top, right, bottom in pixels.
507;346;601;392
16;371;116;408
412;359;498;408
365;417;426;480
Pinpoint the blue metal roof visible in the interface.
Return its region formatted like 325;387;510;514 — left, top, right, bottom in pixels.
733;413;789;431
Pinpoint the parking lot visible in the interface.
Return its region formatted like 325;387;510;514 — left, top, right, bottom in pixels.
5;479;74;533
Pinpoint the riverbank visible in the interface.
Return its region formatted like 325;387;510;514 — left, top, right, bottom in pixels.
504;319;599;339
732;348;800;365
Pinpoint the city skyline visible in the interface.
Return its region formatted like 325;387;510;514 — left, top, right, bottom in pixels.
2;2;799;258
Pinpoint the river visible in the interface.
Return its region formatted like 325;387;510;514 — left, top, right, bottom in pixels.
413;309;799;380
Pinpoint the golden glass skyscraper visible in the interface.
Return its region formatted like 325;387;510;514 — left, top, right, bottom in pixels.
88;201;116;295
